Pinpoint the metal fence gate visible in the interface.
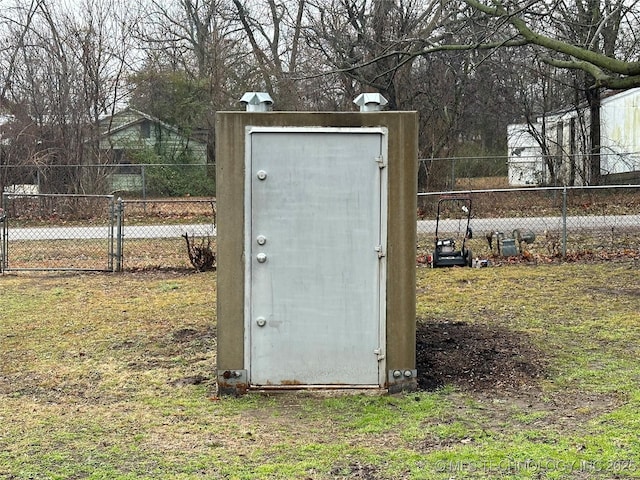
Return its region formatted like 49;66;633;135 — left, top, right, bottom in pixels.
1;193;121;272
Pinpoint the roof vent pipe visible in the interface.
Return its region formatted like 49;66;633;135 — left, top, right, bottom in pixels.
353;93;388;112
240;92;274;112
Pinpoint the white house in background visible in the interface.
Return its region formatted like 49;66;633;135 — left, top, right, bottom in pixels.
507;87;640;186
98;108;208;192
507;123;546;185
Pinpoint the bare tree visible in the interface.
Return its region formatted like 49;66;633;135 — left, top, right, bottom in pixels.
133;0;255;167
357;0;640;185
461;0;640;184
0;0;138;193
304;0;528;191
476;0;640;183
0;0;42;190
229;0;309;109
135;0;253;107
304;0;457;110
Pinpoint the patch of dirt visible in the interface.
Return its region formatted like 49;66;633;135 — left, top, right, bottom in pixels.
171;327;201;341
125;266;204;277
329;463;381;479
416;320;546;392
170;374;209;387
414;321;624;449
125;326;216;380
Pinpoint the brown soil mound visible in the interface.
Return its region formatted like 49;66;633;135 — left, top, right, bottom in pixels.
416;320;546;392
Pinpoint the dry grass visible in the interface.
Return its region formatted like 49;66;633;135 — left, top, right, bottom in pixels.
3;239;114;270
3;237;216;272
454;176;511;190
122;198;216;226
1;264;640;479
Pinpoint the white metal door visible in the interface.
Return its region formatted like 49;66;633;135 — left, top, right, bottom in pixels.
245;127;387;386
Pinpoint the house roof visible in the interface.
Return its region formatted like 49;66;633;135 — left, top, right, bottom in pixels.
99;108;207;145
532;87;640;122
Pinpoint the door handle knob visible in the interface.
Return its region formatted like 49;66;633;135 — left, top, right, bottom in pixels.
256;252;267;263
256;317;266;327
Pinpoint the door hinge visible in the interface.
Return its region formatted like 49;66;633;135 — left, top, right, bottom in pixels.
375;245;385;258
375;155;387;169
374;348;385;361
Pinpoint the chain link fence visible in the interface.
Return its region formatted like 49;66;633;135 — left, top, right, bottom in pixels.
2;184;638;272
1;194;217;272
120;199;216;271
1;193;118;271
417;185;640;263
419;157;510;192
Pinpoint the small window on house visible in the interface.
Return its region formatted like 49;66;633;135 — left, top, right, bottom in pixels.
141;120;151;139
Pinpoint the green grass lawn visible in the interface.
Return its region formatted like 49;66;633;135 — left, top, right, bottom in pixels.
1;262;639;479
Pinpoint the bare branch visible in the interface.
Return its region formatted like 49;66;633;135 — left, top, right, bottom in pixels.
463;0;640;82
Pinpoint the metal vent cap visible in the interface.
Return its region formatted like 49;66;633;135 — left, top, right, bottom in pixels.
353;93;388;112
240;92;274;112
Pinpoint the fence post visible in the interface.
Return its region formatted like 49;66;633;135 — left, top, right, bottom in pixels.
115;197;124;272
562;186;567;258
450;158;456;190
141;165;147;207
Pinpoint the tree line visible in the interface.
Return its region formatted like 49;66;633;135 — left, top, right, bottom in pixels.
1;0;638;192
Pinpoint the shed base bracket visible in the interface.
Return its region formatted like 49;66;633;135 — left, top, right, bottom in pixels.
217;369;248;396
387;369;418;394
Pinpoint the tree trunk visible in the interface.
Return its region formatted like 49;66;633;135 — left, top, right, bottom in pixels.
586;87;601;185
